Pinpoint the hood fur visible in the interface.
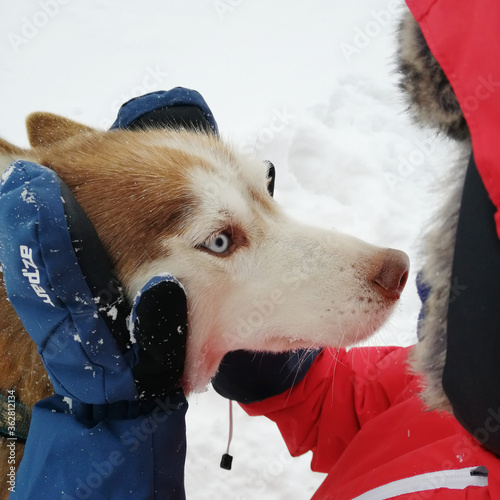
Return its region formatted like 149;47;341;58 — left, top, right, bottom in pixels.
397;11;469;142
397;8;471;412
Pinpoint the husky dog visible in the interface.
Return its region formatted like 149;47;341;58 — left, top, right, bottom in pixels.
0;109;409;484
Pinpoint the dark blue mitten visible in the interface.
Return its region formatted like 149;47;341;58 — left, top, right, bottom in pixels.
0;161;188;499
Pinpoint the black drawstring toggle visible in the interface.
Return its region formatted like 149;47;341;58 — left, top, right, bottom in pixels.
220;453;233;470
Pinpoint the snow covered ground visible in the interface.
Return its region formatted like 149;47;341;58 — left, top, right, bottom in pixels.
0;1;461;498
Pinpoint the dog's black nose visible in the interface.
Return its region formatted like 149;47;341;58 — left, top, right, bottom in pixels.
373;249;409;299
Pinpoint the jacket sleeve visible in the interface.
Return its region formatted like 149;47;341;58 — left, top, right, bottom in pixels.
242;346;414;473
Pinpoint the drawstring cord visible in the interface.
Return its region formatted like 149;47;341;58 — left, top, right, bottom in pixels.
220;399;234;470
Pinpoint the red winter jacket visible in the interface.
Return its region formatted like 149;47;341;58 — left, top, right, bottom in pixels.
243;347;500;499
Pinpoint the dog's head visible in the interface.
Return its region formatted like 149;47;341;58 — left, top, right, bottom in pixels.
1;113;409;392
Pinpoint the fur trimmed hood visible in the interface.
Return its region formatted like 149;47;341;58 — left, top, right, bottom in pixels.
399;1;500;230
399;1;500;454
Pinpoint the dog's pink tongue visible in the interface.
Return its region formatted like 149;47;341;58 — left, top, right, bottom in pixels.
373;249;409;299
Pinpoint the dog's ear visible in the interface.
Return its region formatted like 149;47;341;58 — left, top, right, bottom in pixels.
0;137;28;157
26;112;94;148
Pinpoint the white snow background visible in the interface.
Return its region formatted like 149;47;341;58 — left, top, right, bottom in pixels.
0;1;462;498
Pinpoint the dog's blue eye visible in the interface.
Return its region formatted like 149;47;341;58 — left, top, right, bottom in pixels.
202;233;232;254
